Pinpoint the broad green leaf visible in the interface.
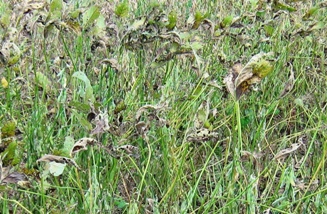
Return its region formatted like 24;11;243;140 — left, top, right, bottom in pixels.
83;5;100;28
190;42;203;51
72;71;95;102
303;6;320;19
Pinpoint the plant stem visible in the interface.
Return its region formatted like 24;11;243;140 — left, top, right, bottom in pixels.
235;100;243;153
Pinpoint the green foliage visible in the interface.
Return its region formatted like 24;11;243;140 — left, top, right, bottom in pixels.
193;11;208;29
1;121;16;138
115;1;129;18
2;141;20;166
72;71;95;103
0;0;327;213
83;5;100;28
0;1;11;28
167;11;177;30
252;59;273;78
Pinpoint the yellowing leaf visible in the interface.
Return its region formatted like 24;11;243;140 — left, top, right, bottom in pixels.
1;77;8;88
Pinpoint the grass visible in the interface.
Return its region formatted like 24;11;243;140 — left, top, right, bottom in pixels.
0;0;327;213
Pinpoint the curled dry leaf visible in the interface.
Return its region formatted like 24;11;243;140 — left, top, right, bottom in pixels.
274;142;303;160
186;128;219;143
135;103;168;121
37;154;80;169
223;52;274;99
91;111;110;135
1;171;29;185
70;137;98;156
117;145;139;156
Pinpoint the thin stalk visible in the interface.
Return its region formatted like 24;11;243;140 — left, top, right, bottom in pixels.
235;100;242;153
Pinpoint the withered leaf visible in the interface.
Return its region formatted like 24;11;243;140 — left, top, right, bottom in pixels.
91;112;110;135
117;145;139;155
186;128;219;143
135;103;168;121
36;154;80;169
224;52;274;99
37;154;67;164
274;142;303;160
1;171;28;185
70;137;98;156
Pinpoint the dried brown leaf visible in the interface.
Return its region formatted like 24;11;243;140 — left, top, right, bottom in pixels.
37;154;80;169
274;142;303;160
1;171;28;185
135;103;167;121
186;128;219;143
70;137;98;156
91;112;110;134
37;154;67;164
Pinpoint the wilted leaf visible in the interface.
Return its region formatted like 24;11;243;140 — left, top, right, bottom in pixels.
186;128;219;143
70;137;97;156
37;154;80;171
1;171;28;184
83;5;100;28
224;52;274;99
117;145;139;157
135;103;168;121
274;143;303;160
91;112;110;135
37;154;67;163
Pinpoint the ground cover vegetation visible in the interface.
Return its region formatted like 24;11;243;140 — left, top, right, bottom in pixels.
0;0;327;213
